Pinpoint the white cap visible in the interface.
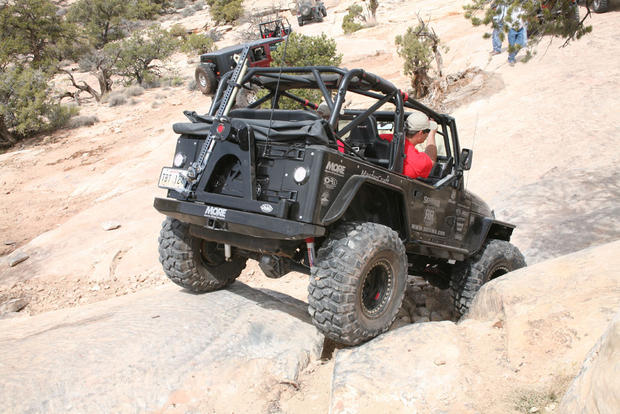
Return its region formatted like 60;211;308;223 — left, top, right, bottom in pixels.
405;110;438;134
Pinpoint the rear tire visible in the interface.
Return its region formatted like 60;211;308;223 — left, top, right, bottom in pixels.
308;222;407;345
195;65;217;95
592;0;608;13
450;239;526;318
158;217;246;292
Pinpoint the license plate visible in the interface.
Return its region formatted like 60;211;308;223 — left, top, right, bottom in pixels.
158;168;187;191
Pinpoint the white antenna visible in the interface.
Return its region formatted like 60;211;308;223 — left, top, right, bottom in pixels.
465;111;479;191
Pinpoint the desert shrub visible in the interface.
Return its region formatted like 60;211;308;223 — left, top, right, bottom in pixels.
1;0;74;68
395;19;445;98
181;7;195;17
141;73;162;89
342;5;365;34
68;0;129;47
106;91;127;106
187;79;197;91
173;0;185;9
267;33;342;110
194;0;205;10
110;25;180;85
125;85;145;96
181;33;215;54
66;115;99;129
169;23;188;38
0;66;77;146
207;0;243;24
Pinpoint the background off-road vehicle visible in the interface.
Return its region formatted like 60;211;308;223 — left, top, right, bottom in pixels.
194;19;291;95
291;0;327;26
156;61;526;345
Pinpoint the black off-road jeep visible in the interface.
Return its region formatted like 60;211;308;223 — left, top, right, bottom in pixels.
293;0;327;26
155;62;526;345
195;21;290;96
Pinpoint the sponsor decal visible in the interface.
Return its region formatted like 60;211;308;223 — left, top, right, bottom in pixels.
325;160;346;177
423;195;441;208
320;191;331;207
260;203;274;213
204;205;227;219
323;176;338;189
361;169;390;184
411;223;446;237
424;207;436;227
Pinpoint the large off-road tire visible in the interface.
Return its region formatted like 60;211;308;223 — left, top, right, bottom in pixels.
158;217;246;292
450;239;526;318
300;4;311;17
194;65;217;95
298;16;304;26
592;0;608;13
308;222;407;345
320;5;327;17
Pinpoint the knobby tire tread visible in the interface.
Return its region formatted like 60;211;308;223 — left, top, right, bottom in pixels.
158;217;246;292
450;239;526;317
308;222;407;345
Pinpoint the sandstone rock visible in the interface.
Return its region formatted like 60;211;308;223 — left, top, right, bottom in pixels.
0;283;323;413
467;240;620;376
101;221;121;231
559;311;620;414
8;252;29;267
0;297;29;314
330;322;464;413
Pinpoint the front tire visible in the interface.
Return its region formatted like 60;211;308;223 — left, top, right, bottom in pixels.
308;222;407;345
158;218;246;292
194;65;217;95
450;239;526;318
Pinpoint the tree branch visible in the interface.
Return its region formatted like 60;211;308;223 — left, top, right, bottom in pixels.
62;69;101;102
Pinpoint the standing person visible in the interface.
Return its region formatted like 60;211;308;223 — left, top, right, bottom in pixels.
507;1;527;65
402;110;438;179
491;1;507;55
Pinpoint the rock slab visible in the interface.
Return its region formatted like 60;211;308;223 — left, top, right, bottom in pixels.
0;282;323;413
559;311;620;414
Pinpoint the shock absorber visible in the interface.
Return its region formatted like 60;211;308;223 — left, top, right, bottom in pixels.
305;237;315;268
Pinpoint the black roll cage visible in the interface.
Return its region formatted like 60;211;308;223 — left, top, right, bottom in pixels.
209;66;463;181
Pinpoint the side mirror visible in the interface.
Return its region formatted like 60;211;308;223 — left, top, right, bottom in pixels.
460;148;473;171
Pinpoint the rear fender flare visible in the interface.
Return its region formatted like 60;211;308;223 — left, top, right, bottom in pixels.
320;175;407;228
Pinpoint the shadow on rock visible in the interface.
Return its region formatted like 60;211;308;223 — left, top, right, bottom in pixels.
225;282;314;325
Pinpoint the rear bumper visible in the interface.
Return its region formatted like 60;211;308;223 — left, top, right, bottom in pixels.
153;197;325;240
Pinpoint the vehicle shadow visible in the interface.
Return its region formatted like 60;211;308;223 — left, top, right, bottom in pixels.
226;281;314;325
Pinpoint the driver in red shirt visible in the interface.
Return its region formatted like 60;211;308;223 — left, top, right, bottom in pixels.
402;110;438;179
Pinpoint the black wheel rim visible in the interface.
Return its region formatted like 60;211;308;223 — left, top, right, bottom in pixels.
199;240;225;267
489;264;509;281
360;259;393;318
